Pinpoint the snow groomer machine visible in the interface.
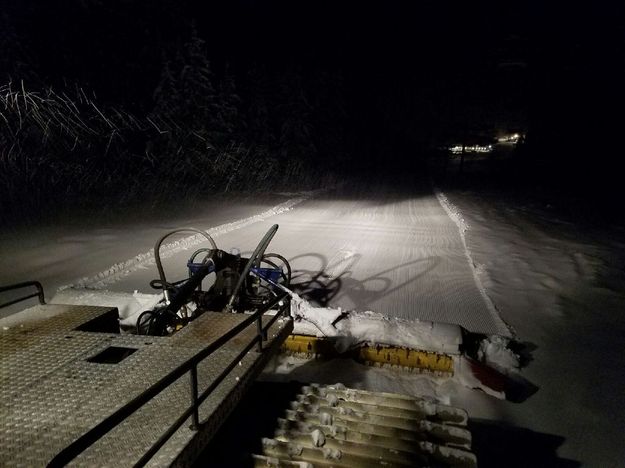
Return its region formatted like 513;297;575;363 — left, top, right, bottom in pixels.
0;225;478;467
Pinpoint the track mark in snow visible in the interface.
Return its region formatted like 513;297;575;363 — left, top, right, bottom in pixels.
59;195;311;291
324;246;359;279
432;185;513;337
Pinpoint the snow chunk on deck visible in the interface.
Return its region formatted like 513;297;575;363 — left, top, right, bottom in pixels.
290;295;462;354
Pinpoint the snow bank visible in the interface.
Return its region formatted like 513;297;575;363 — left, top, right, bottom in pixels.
432;184;512;337
290;294;462;354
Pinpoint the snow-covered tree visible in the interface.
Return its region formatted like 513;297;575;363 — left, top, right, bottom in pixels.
246;65;275;149
218;64;242;142
152;54;180;125
277;68;316;161
178;26;222;140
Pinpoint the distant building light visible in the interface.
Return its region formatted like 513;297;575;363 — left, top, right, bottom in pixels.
449;144;493;154
497;133;521;143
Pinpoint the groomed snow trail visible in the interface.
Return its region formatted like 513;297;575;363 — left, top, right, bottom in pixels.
2;175;509;336
58;195;309;290
266;177;510;335
107;174;509;335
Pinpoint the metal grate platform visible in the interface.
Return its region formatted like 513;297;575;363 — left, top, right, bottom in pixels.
0;304;292;467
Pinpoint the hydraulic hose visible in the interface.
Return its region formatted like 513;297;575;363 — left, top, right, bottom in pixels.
153;228;217;299
262;253;292;287
223;224;279;313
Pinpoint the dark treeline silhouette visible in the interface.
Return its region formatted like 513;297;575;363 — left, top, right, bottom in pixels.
1;1;622;223
0;1;353;222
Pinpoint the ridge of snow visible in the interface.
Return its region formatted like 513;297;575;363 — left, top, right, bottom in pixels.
432;184;513;337
58;194;312;291
290;294;462;354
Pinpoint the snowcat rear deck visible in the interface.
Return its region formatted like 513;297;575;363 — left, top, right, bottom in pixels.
0;300;292;466
1;301;478;467
1;224;481;466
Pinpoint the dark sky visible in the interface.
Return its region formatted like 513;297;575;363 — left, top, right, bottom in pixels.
2;1;623;156
4;2;528;98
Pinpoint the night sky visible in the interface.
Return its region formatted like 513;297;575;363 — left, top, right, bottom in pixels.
5;2;531;121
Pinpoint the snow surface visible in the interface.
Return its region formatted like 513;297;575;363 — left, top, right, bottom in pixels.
50;288;162;327
441;186;625;467
2;176;509;335
432;184;511;336
0;193;306;319
477;334;520;374
310;428;325;447
290;293;462;354
57;195;310;291
2;175;624;465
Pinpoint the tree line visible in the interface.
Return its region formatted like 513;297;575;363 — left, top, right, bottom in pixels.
0;23;350;223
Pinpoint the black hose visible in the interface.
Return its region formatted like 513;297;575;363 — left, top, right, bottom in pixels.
188;248;215;267
149;279;176;291
153;228;217;297
224;224;279;312
136;310;154;335
262;253;292;286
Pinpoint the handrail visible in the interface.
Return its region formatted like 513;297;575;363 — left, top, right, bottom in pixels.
48;293;290;468
0;281;46;309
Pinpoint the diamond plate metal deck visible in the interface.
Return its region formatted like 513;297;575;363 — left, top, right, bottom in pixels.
0;304;292;467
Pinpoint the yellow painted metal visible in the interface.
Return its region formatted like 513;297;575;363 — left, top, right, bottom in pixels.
281;333;336;356
359;344;454;374
281;335;454;375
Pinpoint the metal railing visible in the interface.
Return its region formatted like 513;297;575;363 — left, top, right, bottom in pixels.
48;293;290;468
0;281;46;309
